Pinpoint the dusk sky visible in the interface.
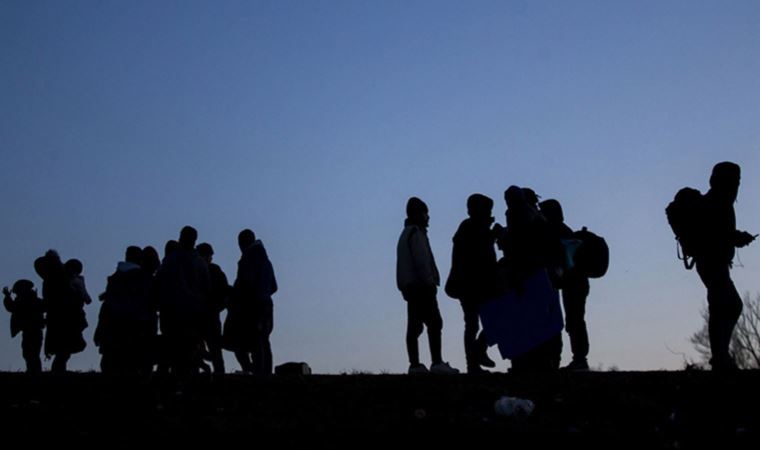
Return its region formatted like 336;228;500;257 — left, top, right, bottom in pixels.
1;0;759;373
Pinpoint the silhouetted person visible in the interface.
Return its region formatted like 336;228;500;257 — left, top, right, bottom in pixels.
397;197;459;375
445;194;498;373
223;229;277;374
141;246;161;278
498;187;561;372
541;199;590;371
3;280;44;373
196;242;228;374
694;162;755;371
139;245;163;373
140;246;160;373
65;259;92;307
155;226;211;375
95;246;153;374
35;250;87;372
497;186;553;288
163;239;179;263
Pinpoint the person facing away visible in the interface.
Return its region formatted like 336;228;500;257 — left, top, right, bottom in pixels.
3;280;45;373
540;198;590;371
397;197;459;375
155;226;211;375
94;246;154;374
35;250;87;372
223;229;277;375
693;162;755;371
196;242;229;374
445;194;499;374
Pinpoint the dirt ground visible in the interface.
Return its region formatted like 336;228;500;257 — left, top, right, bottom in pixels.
0;370;757;449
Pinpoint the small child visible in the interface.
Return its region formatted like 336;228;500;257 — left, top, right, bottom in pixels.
3;280;45;373
65;259;93;306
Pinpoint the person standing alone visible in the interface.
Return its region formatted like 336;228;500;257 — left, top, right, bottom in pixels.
397;197;459;375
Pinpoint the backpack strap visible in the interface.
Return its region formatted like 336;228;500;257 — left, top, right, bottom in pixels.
676;241;696;270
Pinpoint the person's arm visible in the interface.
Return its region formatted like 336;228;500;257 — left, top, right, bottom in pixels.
2;287;14;313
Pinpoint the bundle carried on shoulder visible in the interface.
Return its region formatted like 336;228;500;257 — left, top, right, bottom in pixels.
665;187;704;270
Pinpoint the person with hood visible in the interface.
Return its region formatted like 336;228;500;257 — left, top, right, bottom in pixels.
397;197;459;375
95;246;153;374
224;229;277;375
3;279;45;373
445;194;498;373
694;162;755;371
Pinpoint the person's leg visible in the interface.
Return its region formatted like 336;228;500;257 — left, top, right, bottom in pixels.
698;262;743;367
253;304;274;375
51;352;70;373
422;296;444;365
205;316;225;374
235;351;253;373
562;274;590;365
461;300;481;371
22;331;42;374
406;300;425;366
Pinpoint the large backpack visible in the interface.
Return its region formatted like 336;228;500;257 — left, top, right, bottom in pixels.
572;227;609;278
665;187;703;270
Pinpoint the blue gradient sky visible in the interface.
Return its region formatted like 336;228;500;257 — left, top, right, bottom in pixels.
1;0;759;372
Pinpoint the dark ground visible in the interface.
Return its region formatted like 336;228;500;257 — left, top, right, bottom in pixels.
0;370;758;449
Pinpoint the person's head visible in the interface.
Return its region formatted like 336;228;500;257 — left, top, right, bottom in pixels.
179;226;198;250
141;246;160;275
238;229;256;252
522;188;540;208
539;199;564;225
164;240;179;259
504;186;525;209
125;246;143;265
35;250;61;280
406;197;429;228
64;258;83;277
196;242;214;263
709;161;741;202
12;279;35;296
466;194;494;222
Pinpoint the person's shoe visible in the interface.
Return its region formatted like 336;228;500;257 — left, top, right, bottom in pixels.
430;361;460;374
408;363;429;374
479;352;496;368
562;359;590;372
467;366;492;375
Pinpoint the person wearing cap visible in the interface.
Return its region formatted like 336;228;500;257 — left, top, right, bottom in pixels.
397;197;459;375
3;280;45;373
694;162;755;371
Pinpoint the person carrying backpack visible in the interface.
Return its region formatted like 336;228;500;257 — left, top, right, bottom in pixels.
691;162;755;371
541;199;592;371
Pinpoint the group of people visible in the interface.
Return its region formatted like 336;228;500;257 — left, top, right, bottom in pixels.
3;226;277;375
397;161;755;374
397;187;595;374
3;162;756;375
